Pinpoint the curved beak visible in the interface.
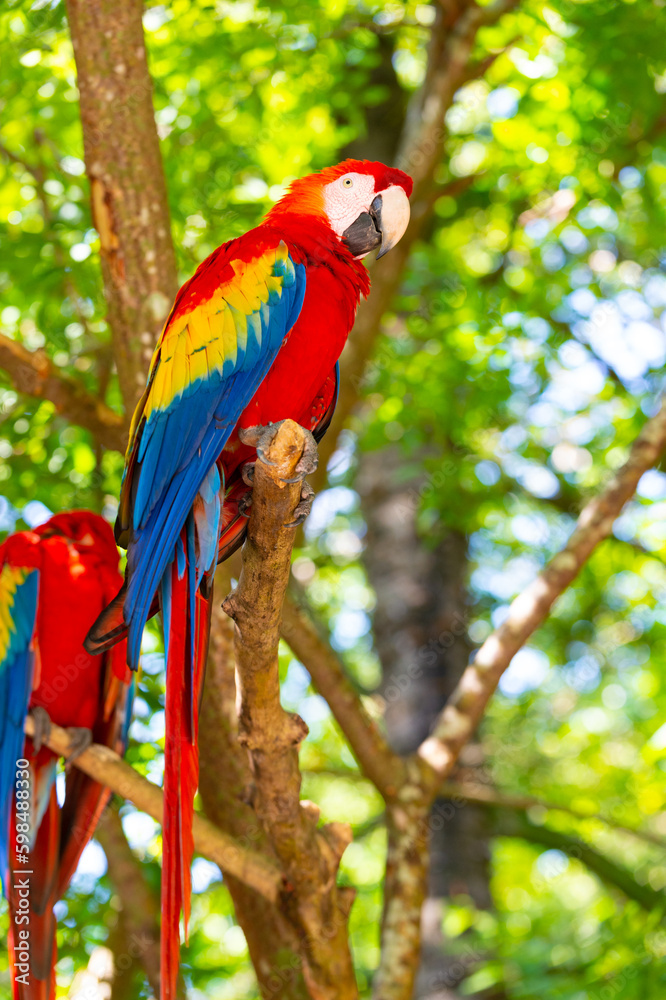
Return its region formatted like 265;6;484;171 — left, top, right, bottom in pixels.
372;184;411;259
341;184;411;259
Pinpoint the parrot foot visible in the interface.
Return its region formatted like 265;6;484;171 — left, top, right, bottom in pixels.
238;423;278;466
238;422;319;483
285;481;315;528
30;707;52;753
64;727;93;766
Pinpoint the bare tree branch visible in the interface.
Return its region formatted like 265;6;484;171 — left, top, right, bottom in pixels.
0;332;127;452
223;421;358;1000
316;0;521;479
23;715;285;903
416;395;666;794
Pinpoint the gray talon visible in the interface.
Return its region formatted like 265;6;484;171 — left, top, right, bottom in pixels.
256;444;278;468
64;727;93;767
30;706;52;753
285;481;315;528
241;462;255;486
239;423;278;466
238;491;253;518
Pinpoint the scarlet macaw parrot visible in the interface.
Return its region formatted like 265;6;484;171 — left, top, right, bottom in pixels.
85;158;412;998
0;511;133;1000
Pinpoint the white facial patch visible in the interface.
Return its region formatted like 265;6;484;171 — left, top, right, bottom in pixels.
323;172;377;238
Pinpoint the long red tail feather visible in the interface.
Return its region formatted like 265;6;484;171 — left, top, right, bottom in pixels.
161;560;211;1000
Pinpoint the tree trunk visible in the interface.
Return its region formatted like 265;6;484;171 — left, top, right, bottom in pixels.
65;0;178;412
359;448;493;999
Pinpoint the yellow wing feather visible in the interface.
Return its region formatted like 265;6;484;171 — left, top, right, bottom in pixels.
139;243;288;425
0;565;29;665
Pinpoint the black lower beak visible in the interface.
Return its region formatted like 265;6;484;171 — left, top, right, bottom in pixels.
342;194;383;258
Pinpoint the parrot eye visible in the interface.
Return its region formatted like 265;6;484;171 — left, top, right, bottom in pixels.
342;177;353;188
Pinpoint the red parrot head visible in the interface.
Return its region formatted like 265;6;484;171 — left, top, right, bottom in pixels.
267;159;413;259
35;510;119;562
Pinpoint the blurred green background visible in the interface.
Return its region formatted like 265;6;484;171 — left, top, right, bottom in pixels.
1;0;666;997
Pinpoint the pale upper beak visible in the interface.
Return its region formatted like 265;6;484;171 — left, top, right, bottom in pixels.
341;183;411;259
373;184;411;258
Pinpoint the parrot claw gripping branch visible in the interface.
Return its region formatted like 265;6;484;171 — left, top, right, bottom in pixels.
0;512;134;1000
81;159;412;999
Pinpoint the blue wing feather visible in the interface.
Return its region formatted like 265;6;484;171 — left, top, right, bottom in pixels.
0;567;39;890
123;249;305;668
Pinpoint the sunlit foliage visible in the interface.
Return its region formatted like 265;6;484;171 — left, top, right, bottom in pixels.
1;0;666;996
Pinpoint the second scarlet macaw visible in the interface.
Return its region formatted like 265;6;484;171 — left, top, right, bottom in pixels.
86;158;412;997
0;511;133;1000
